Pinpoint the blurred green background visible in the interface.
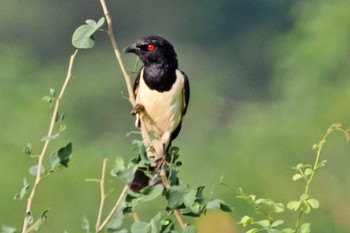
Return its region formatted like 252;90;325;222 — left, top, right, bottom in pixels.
1;1;350;232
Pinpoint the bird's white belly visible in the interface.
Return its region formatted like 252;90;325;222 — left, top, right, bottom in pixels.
136;71;184;139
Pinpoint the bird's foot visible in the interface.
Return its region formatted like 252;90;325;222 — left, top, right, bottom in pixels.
131;104;144;116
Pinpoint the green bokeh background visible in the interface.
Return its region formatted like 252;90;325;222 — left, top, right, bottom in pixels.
1;1;350;232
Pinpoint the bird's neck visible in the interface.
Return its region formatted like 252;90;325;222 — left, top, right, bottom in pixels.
143;61;178;92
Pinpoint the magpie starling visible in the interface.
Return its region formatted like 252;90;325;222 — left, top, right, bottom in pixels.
124;35;190;191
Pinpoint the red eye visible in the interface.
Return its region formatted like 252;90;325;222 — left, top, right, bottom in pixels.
147;44;155;51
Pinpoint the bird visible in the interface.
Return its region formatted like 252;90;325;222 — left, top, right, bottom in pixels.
124;35;190;192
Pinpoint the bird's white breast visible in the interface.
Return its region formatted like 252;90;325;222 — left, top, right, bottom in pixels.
136;69;184;139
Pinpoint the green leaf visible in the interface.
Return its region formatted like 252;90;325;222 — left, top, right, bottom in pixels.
140;184;163;202
82;217;90;232
57;142;72;167
166;185;189;209
41;134;59;141
50;152;60;171
304;168;313;176
287;200;301;211
14;177;30;200
307;198;319;209
23;143;32;156
29;165;46;176
255;219;270;228
281;228;295;233
106;217;123;231
300;223;311;233
1;225;17;233
72;17;105;49
49;88;56;97
271;220;284;228
206;199;233;212
183;225;197;233
183;189;197;208
131;221;150;233
246;228;258;233
239;215;254;227
292;173;303;181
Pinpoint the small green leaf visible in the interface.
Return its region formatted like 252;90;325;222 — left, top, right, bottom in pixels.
25;211;34;225
82;217;90;232
140;184;163;202
281;228;295;233
246;228;258;233
271;220;284;228
287;200;301;211
57;142;72;167
183;189;197;208
206;199;233;212
14;177;30;200
49;88;56;97
72;17;105;49
255;219;270;228
304;168;313;176
239;215;254;227
50;152;60;171
166;185;189;209
300;223;311;233
1;225;17;233
41;134;59;141
292;173;303;181
106;217;123;231
183;225;197;233
23;143;32;156
131;221;150;233
307;198;319;209
29;165;46;176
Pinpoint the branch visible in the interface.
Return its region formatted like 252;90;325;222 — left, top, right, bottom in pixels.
21;49;79;233
96;185;128;232
99;0;153;151
95;158;108;231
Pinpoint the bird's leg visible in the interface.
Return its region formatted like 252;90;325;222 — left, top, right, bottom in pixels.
131;103;144;116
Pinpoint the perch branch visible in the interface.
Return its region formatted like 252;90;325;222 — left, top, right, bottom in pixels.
99;0;153;151
95;158;108;231
21;49;79;233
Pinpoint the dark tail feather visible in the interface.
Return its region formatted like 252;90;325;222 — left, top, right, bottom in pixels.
129;170;149;193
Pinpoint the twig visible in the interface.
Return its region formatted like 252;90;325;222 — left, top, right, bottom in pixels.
99;0;153;151
174;209;186;229
95;158;108;231
21;49;79;233
97;185;129;232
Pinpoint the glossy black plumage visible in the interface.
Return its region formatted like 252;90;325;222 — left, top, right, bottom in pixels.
124;35;190;192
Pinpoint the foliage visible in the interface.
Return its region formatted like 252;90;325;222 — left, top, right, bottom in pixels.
237;123;350;233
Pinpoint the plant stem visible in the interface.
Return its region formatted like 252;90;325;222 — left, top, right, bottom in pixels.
99;0;153;152
97;185;128;232
95;158;108;232
21;49;78;233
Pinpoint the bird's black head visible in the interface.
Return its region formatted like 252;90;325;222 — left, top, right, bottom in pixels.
124;35;178;68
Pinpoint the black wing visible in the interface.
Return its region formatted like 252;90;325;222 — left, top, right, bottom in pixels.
181;70;190;116
133;67;143;98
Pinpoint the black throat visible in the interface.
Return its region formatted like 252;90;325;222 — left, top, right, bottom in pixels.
143;61;178;92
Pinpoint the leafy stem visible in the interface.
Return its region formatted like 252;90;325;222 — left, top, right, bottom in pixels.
21;49;78;233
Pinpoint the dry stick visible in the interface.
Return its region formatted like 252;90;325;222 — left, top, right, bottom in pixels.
97;185;129;232
21;49;79;233
95;158;108;231
99;0;187;230
99;0;153;149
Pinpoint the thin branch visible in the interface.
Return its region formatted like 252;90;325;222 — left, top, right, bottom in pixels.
99;0;153;151
21;49;79;233
95;158;108;232
97;185;129;232
174;209;186;229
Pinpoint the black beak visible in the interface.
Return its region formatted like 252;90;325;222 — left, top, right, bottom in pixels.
123;43;139;53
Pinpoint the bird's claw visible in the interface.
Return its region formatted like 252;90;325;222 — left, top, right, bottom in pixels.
131;104;144;116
